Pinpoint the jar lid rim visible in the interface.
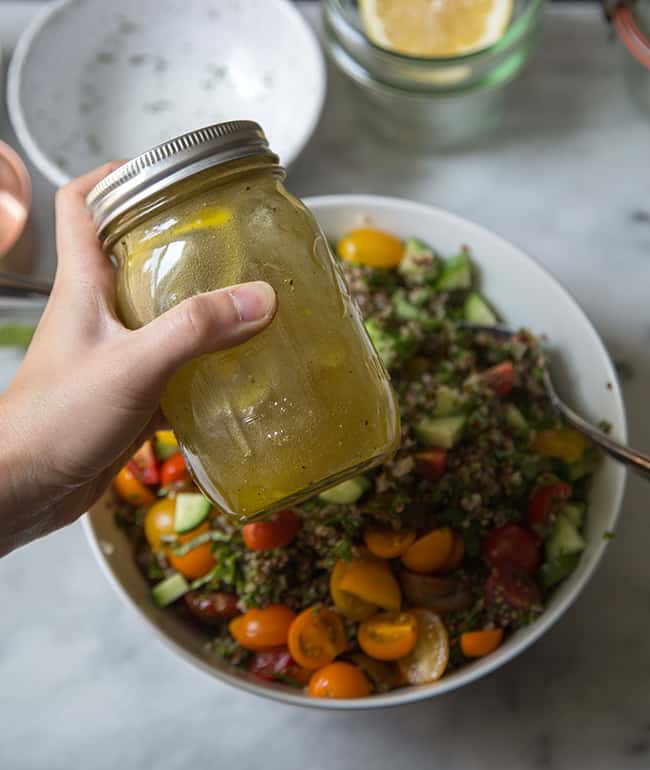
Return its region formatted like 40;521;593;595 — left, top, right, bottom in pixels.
86;121;279;238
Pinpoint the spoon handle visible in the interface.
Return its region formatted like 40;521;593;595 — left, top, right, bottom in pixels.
543;369;650;479
0;273;52;298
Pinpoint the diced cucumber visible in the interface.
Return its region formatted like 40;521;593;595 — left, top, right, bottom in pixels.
174;493;212;534
464;292;497;326
319;476;371;505
539;552;581;589
436;251;472;291
505;405;529;434
545;515;585;562
398;238;439;286
155;430;179;460
365;318;397;369
392;289;421;321
567;448;601;481
433;385;464;417
416;415;466;449
560;502;586;529
151;573;189;607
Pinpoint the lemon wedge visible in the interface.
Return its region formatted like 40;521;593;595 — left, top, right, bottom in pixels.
359;0;515;58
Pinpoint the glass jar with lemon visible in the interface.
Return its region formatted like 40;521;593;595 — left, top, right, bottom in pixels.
87;122;400;522
323;0;545;149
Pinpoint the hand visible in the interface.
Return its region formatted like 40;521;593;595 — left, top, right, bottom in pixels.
0;162;277;556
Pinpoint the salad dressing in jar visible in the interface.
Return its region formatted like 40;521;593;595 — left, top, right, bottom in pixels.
87;122;400;521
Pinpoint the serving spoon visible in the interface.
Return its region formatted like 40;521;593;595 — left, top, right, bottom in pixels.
461;322;650;480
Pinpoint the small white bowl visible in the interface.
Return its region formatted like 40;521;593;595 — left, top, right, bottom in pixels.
83;195;627;710
8;0;325;186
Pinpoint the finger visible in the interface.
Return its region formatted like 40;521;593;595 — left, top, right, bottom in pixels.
118;281;277;397
55;161;124;281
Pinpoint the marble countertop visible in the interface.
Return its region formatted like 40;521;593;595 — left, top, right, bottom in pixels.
1;3;650;769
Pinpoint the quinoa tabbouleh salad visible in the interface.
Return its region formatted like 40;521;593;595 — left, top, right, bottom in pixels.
113;226;600;699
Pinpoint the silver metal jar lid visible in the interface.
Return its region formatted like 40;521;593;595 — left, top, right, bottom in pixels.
86;120;279;239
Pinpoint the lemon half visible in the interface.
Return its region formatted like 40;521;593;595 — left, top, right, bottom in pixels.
359;0;515;58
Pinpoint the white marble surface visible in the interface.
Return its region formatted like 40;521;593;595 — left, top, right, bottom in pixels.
2;3;650;769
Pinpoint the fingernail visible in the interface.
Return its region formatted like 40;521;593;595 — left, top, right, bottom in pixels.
229;282;276;323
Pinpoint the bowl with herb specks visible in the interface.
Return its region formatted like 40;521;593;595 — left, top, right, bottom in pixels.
83;195;627;709
7;0;325;187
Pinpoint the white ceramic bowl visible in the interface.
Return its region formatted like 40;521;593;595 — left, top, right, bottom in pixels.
7;0;325;186
83;195;627;710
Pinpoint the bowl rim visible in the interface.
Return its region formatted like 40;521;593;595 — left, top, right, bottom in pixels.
7;0;326;187
83;194;627;710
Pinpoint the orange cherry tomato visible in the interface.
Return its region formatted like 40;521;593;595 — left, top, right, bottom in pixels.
160;453;190;487
337;228;404;268
229;605;296;651
288;605;347;670
308;662;371;699
242;509;300;551
358;611;418;661
460;628;504;658
144;498;176;551
364;528;416;559
401;528;454;573
168;521;216;579
113;466;156;507
397;609;449;685
330;559;377;621
338;558;401;610
481;361;515;398
441;532;465;572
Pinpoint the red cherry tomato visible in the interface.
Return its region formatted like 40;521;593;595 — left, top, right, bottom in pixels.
527;481;572;539
127;440;160;485
243;509;300;551
160;453;190;487
482;524;540;574
485;562;541;613
183;591;239;625
481;361;515;398
415;449;448;481
249;646;295;681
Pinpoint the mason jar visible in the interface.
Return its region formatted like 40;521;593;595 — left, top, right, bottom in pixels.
87;121;400;521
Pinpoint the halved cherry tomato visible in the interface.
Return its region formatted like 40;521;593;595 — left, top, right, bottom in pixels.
364;527;416;559
527;481;572;539
308;662;371;699
415;449;448;481
144;497;176;551
184;591;238;624
399;572;473;613
485;562;541;614
160;453;190;487
401;527;454;573
441;532;465;571
127;440;159;485
532;428;589;463
481;361;515;398
168;521;216;579
397;609;449;685
460;628;504;658
338;558;401;610
229;605;296;651
337;228;404;268
249;646;294;680
330;559;377;620
242;509;300;551
358;611;418;661
482;524;540;574
288;605;347;670
113;466;156;507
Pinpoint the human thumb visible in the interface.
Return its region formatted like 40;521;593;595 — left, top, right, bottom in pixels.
121;281;277;394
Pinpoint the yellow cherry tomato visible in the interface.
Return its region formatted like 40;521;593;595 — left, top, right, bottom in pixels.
288;605;347;670
308;662;371;699
144;498;177;551
441;532;465;572
460;628;503;658
338;558;401;610
337;228;404;268
402;528;454;574
330;560;377;621
168;521;216;579
364;528;416;559
229;605;296;651
358;611;418;661
532;428;590;463
113;466;156;507
398;609;449;685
